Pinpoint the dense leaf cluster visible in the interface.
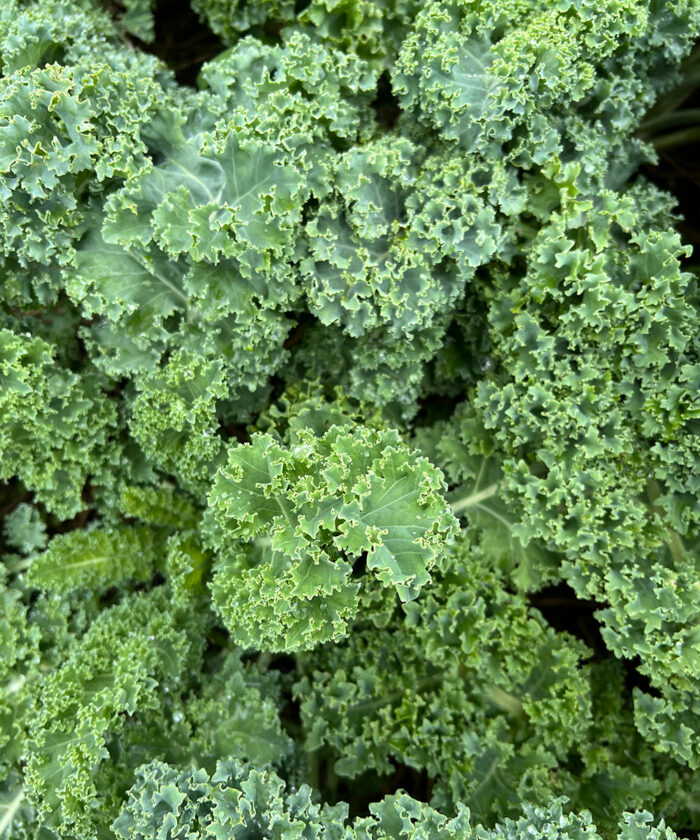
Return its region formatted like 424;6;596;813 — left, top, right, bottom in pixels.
1;0;699;838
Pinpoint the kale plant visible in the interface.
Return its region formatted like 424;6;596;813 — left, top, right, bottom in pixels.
1;0;699;838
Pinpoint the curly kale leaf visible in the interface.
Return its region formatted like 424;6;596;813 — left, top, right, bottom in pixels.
205;424;457;650
23;589;208;837
0;328;118;517
26;526;160;595
113;758;346;840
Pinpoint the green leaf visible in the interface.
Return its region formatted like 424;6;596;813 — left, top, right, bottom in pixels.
26;526;159;595
0;773;33;840
72;228;189;325
206;423;457;650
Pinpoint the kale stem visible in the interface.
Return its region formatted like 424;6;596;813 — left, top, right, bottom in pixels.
645;479;686;565
450;482;500;515
6;556;33;574
640;108;700;134
652;126;700;150
0;790;24;836
257;652;272;671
